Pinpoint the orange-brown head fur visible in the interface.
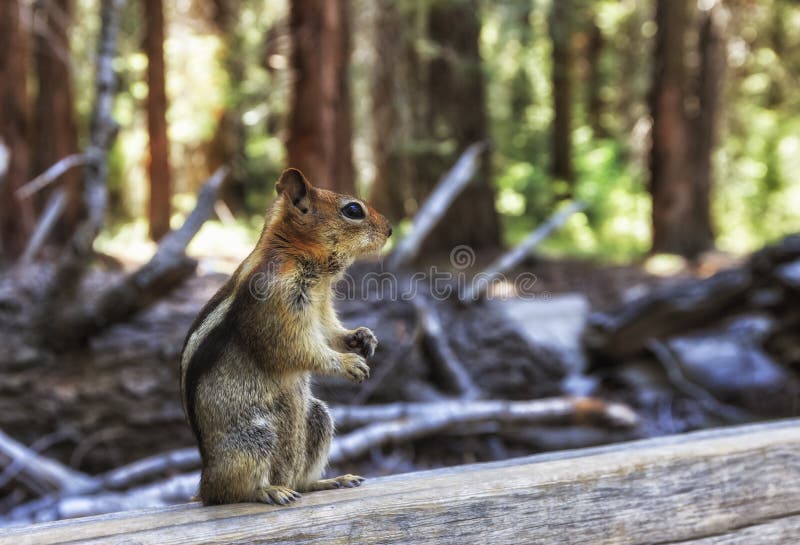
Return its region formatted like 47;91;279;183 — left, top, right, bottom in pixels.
259;168;391;276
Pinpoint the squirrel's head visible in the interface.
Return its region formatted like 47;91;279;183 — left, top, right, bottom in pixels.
268;168;392;269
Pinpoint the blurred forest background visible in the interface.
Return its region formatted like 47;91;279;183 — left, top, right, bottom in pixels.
2;0;799;263
1;0;800;526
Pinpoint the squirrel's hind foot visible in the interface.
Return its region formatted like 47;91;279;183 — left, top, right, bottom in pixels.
306;474;365;491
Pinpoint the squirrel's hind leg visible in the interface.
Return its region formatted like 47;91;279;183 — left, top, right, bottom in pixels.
200;425;301;506
298;399;367;492
201;452;302;506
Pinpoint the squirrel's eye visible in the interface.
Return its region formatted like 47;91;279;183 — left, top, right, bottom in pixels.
341;202;365;220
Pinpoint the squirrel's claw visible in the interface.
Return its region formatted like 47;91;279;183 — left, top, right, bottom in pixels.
344;327;378;359
260;486;301;506
341;354;370;383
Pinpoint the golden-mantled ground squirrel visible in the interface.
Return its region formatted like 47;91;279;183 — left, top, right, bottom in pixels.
180;168;392;505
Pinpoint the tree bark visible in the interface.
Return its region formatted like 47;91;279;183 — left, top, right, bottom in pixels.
585;15;606;138
649;0;712;258
417;0;500;253
548;0;574;194
0;0;35;260
688;4;726;254
144;0;171;241
33;0;82;243
286;0;354;193
208;0;247;213
369;0;415;221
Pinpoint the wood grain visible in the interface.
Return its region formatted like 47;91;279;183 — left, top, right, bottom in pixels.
4;419;800;545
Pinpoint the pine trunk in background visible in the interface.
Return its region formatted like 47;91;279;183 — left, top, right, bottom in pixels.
33;0;82;243
0;0;35;260
287;0;354;193
548;0;574;196
369;0;415;222
585;15;606;138
649;0;712;258
689;4;727;253
208;0;247;213
417;0;500;254
144;0;171;241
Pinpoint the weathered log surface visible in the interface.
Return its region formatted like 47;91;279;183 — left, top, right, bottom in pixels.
4;419;799;545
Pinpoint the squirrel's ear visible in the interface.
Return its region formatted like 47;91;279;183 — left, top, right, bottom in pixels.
276;168;312;213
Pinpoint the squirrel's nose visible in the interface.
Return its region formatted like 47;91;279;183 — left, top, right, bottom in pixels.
387;226;393;237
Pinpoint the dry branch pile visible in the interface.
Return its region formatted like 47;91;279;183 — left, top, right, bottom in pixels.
0;141;612;525
0;396;637;525
585;234;800;427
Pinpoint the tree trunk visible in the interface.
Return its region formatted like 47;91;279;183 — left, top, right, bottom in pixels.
649;0;712;258
369;0;414;221
417;0;500;254
548;0;574;195
286;0;354;194
0;0;35;260
585;15;606;138
208;0;247;213
33;0;82;243
144;0;171;241
688;4;727;253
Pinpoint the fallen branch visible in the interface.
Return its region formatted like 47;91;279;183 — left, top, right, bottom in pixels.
44;166;230;348
100;447;200;490
0;140;10;185
15;153;92;200
461;201;586;302
0;429;95;496
35;0;125;332
387;142;487;269
0;447;201;525
0;396;638;524
413;297;480;399
20;189;68;264
328;397;639;430
329;397;637;464
3;471;200;525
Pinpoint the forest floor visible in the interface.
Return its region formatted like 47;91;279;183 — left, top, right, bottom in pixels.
6;243;798;520
0;254;672;477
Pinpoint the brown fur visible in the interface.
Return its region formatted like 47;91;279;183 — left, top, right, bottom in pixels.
180;169;391;505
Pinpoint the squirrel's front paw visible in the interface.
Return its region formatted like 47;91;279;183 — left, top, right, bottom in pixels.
344;327;378;359
340;353;370;383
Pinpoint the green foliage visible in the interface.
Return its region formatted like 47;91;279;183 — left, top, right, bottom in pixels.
72;0;800;260
484;0;652;261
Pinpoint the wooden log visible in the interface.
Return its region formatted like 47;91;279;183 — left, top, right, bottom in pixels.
584;233;800;361
4;419;800;544
584;267;752;361
43;167;229;348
